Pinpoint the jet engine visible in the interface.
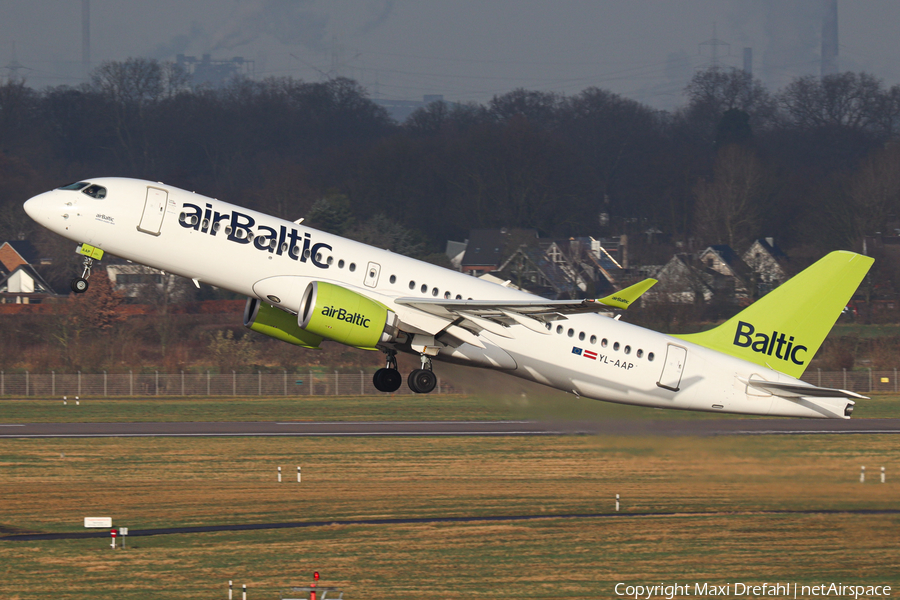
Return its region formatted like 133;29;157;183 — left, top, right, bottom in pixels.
298;281;399;350
243;297;324;348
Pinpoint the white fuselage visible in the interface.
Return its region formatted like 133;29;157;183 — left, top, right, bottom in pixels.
24;178;847;418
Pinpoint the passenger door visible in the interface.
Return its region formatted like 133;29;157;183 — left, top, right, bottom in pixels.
137;187;167;235
657;344;687;391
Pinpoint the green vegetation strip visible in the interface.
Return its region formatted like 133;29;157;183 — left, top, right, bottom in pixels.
1;434;898;598
2;391;900;423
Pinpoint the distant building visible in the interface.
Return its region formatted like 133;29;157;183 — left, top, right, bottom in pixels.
742;238;789;297
646;241;789;305
0;240;57;303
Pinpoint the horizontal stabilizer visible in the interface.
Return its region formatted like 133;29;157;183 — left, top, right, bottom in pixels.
744;378;868;400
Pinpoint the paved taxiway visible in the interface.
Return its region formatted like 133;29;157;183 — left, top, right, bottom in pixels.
1;418;899;438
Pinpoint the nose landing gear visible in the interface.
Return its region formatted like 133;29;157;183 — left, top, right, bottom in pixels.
70;243;104;294
70;256;93;294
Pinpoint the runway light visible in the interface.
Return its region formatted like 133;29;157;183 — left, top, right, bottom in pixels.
314;571;320;581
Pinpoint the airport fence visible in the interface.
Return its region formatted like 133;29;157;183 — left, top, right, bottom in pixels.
0;369;894;398
0;370;464;397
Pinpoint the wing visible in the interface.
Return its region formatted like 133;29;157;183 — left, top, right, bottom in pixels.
393;279;657;346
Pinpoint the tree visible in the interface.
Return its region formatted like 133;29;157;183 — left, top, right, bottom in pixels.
692;145;771;249
305;191;355;235
207;329;256;373
778;72;885;133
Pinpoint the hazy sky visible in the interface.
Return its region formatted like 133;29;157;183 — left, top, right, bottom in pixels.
3;0;899;109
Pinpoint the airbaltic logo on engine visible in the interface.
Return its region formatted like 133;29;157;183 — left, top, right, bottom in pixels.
178;202;332;268
322;306;371;328
732;321;808;365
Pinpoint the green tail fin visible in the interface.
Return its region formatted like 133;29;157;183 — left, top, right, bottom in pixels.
674;251;873;378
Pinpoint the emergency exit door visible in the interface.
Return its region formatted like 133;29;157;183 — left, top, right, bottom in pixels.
137;187;167;235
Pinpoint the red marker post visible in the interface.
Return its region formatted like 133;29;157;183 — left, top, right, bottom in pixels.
110;528;117;549
310;571;319;600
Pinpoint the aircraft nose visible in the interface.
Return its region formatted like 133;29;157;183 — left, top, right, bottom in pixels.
23;192;59;226
23;191;52;222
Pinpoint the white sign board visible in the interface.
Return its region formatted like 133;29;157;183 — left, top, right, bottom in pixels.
84;517;112;528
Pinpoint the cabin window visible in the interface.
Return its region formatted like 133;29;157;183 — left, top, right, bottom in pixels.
578;332;585;341
444;291;451;299
601;338;608;347
648;352;655;361
567;328;574;337
409;280;416;290
390;275;397;284
303;249;311;259
349;263;356;272
624;345;631;354
556;325;563;334
590;335;597;344
338;259;345;269
432;287;439;297
456;294;463;300
613;342;620;351
327;256;334;266
421;284;428;293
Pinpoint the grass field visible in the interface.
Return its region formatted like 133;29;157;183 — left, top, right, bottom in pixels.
1;389;899;422
1;429;898;598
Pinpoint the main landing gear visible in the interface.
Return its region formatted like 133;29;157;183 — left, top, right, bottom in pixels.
373;352;403;393
372;351;438;394
408;354;437;394
70;255;93;294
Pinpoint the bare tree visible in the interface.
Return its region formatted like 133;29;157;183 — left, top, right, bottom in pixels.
693;145;771;249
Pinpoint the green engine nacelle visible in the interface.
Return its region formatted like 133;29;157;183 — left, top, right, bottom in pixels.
244;297;324;348
298;281;398;350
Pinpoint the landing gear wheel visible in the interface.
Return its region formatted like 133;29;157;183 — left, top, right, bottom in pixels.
70;277;89;294
373;368;402;392
408;368;437;394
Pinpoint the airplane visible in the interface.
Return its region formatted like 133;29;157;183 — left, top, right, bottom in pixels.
24;178;873;419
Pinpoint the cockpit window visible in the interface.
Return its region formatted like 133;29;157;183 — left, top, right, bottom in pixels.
81;185;107;199
58;181;89;191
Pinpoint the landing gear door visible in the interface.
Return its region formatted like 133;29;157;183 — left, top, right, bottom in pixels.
364;261;381;288
657;344;687;392
137;187;167;236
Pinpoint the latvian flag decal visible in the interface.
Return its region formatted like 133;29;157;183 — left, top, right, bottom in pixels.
572;347;598;360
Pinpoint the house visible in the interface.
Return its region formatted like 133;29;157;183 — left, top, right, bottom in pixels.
646;241;793;305
646;245;751;305
646;253;714;304
742;238;788;297
459;229;508;276
497;243;581;299
0;240;57;304
697;245;751;299
105;263;170;299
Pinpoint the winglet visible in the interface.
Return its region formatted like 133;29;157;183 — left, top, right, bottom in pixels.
598;278;657;309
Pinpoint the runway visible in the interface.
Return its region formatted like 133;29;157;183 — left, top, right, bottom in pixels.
4;507;899;542
1;418;899;438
